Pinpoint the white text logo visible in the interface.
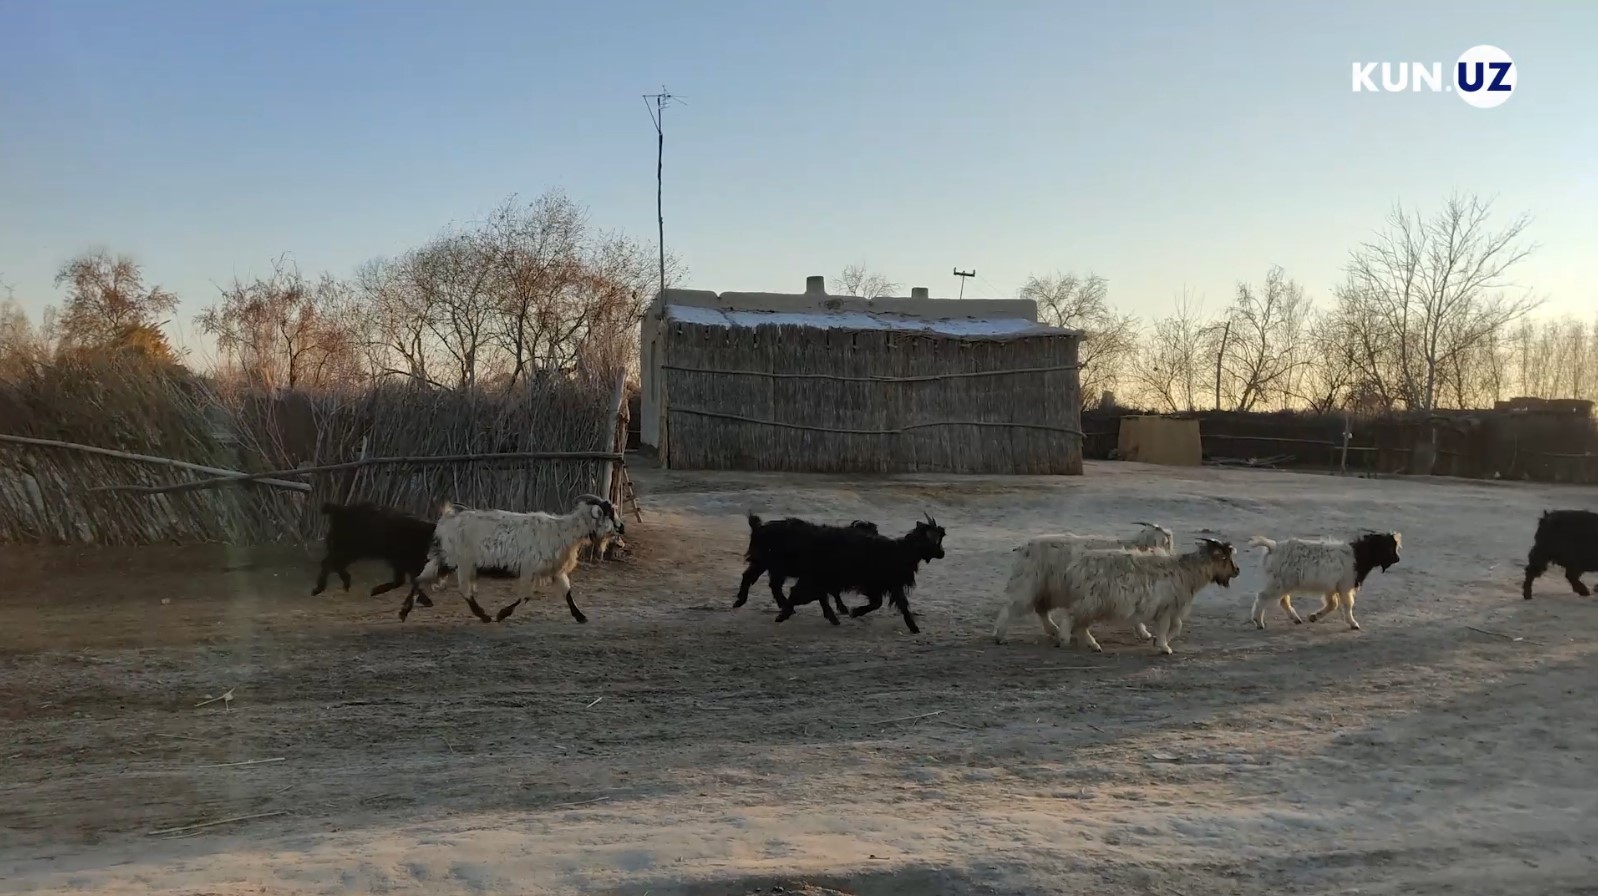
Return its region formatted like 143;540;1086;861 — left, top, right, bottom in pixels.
1351;45;1515;108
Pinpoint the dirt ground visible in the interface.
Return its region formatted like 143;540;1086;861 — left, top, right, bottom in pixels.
2;459;1597;895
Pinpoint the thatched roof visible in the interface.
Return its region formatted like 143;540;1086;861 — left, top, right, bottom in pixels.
663;304;1080;341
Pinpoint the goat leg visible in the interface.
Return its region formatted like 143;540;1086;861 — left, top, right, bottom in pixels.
818;594;841;626
733;563;765;608
1523;548;1550;600
311;556;350;596
1567;568;1591;597
890;590;919;634
848;594;885;618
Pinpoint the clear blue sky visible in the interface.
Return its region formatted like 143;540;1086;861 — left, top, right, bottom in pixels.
1;0;1591;355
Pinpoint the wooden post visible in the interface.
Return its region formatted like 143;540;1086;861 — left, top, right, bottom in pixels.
1340;412;1351;475
338;435;369;505
1213;319;1231;411
597;369;628;506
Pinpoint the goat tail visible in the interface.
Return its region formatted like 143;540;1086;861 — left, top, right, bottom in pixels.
1247;535;1276;553
747;512;763;531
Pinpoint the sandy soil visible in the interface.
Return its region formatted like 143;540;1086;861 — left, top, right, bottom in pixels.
2;459;1597;895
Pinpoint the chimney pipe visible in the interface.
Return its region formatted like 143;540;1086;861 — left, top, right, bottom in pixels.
910;286;929;299
805;275;826;295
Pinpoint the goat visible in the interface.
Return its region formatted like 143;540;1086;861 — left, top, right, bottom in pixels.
402;495;624;624
1009;522;1175;640
994;537;1239;655
1248;531;1402;631
733;515;879;618
311;501;438;610
775;514;948;633
1522;509;1598;600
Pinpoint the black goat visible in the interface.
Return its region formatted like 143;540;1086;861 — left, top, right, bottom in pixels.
777;513;947;634
312;502;437;609
733;515;879;618
1523;509;1598;600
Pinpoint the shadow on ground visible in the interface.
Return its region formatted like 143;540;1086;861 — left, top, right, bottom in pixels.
602;864;1024;896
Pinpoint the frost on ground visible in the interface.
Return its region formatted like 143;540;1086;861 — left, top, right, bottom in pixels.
1;460;1595;895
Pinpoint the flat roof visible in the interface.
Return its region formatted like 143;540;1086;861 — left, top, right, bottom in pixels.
664;304;1078;339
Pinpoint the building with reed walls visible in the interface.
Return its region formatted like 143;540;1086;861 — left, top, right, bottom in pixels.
639;276;1083;474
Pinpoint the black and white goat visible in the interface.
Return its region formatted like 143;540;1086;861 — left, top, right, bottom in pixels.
311;501;437;610
994;537;1239;654
1247;531;1402;631
1522;509;1598;600
403;494;625;624
775;514;947;634
733;515;879;618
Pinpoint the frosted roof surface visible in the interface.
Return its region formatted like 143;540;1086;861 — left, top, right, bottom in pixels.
665;304;1068;338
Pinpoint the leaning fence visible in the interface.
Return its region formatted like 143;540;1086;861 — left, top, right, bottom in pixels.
0;357;631;546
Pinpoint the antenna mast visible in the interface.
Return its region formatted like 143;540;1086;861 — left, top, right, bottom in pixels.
644;87;681;302
952;267;976;299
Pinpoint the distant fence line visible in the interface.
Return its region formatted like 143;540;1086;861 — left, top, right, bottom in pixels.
0;358;630;546
1082;407;1598;484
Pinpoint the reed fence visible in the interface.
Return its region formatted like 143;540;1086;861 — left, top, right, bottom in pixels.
660;322;1083;474
0;357;631;546
1081;406;1598;484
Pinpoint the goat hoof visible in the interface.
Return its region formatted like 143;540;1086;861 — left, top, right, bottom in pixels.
1295;617;1306;624
1350;623;1361;631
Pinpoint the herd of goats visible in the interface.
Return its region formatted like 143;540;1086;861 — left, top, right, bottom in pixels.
309;494;1598;652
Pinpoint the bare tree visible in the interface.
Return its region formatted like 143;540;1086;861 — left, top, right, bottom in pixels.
352;190;676;390
1218;266;1313;411
195;256;362;390
355;255;441;386
1334;193;1540;410
53;249;180;358
484;192;585;385
480;191;677;383
1291;307;1362;413
1018;272;1139;405
830;263;898;299
1133;288;1213;412
0;281;48;378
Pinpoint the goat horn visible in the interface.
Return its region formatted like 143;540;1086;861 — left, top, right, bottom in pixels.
574;493;604;505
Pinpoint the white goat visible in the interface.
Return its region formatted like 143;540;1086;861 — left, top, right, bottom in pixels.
408;494;625;624
1247;531;1402;631
994;537;1240;655
1007;522;1175;640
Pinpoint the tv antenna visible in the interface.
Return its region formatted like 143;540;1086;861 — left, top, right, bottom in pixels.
644;86;683;302
952;267;976;299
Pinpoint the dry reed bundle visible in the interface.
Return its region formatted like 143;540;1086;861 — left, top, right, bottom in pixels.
0;355;302;543
0;356;630;546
